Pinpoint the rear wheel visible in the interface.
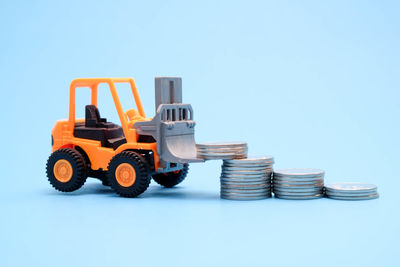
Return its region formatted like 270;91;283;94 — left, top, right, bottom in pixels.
152;164;189;188
107;151;151;198
46;148;88;192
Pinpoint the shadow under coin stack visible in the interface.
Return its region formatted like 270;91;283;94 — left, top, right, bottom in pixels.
273;168;324;199
324;182;379;200
196;142;247;160
220;156;274;200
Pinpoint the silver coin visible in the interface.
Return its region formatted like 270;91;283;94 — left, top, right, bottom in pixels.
221;195;270;200
221;182;270;187
197;149;248;153
221;183;270;189
273;179;324;185
325;191;377;197
222;188;271;194
221;188;270;193
197;144;247;149
198;150;247;154
222;182;270;186
274;168;325;178
325;187;377;194
326;194;379;200
222;174;268;179
197;146;247;150
223;155;274;164
199;154;247;160
274;193;323;200
272;190;322;196
273;175;324;181
220;192;272;198
198;151;248;157
274;188;323;194
196;141;247;147
221;191;271;197
221;177;269;182
222;166;271;171
221;178;269;184
273;181;324;187
222;179;269;184
224;172;271;178
273;177;323;183
273;187;323;193
197;148;248;153
273;184;322;188
221;165;273;172
222;167;270;172
223;162;271;167
223;180;270;184
222;173;268;178
221;189;271;194
325;183;377;193
221;170;267;176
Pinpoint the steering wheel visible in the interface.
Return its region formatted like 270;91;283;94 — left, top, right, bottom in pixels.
125;109;147;128
125;109;140;121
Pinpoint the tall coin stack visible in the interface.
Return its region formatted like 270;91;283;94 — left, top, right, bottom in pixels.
196;142;247;160
220;156;274;200
273;168;324;199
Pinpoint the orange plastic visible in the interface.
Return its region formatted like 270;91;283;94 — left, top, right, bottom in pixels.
53;159;73;182
51;78;160;171
115;163;136;187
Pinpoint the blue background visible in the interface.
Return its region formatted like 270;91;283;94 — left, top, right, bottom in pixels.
1;0;399;266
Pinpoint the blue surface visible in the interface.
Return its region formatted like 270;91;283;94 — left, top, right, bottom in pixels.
1;1;399;266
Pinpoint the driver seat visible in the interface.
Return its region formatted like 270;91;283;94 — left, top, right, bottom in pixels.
74;105;126;149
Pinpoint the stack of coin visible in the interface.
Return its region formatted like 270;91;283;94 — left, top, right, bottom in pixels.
273;168;324;199
220;156;274;200
196;142;247;160
325;182;379;200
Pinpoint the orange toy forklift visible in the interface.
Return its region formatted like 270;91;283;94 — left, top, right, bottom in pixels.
46;77;203;197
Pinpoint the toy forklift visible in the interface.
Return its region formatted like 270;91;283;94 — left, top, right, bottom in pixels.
46;77;203;197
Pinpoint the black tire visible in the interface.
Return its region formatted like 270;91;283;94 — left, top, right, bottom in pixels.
46;148;88;192
152;164;189;188
107;151;151;198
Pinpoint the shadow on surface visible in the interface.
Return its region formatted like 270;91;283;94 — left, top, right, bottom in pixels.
44;182;114;197
44;181;219;201
144;186;219;201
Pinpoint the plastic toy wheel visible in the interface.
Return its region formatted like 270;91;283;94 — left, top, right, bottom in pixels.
46;148;88;192
152;164;189;188
107;151;151;198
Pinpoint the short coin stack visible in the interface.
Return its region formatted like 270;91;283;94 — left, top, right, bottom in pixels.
196;142;247;160
273;168;324;199
325;182;379;200
220;156;274;200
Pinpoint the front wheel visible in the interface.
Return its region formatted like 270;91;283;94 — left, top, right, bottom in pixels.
152;164;189;188
107;151;151;198
46;148;88;192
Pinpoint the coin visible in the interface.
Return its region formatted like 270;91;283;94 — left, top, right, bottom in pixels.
273;180;324;186
274;193;323;200
273;187;322;194
224;155;274;165
326;194;379;201
325;182;377;193
222;166;271;172
221;191;270;197
221;173;268;178
221;195;270;200
273;168;325;178
196;141;247;147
